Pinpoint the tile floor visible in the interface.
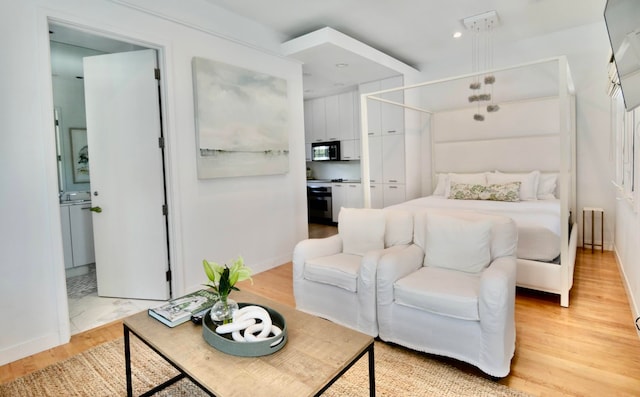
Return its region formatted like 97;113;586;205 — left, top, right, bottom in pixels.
66;265;164;334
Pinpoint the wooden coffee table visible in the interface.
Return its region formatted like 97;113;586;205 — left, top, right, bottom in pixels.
123;290;375;396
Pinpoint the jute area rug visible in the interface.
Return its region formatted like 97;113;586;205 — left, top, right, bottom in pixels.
0;336;531;397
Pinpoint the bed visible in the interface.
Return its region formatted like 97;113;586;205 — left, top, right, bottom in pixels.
360;57;578;306
389;195;562;262
385;169;579;307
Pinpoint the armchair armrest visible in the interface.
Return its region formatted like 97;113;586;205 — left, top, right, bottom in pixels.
356;244;411;332
359;244;410;287
479;256;517;329
292;234;342;280
376;244;424;306
478;256;517;373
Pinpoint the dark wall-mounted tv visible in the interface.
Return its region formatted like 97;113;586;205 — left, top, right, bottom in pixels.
605;0;640;111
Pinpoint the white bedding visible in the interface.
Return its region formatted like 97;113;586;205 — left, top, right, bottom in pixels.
386;196;561;262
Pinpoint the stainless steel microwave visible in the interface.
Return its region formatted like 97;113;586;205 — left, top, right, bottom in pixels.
311;141;340;161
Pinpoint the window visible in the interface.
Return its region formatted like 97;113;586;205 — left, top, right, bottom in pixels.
612;90;637;208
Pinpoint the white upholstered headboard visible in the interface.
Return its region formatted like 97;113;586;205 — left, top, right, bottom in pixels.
432;96;565;179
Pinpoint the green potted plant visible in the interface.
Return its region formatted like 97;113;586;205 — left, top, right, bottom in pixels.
203;256;252;324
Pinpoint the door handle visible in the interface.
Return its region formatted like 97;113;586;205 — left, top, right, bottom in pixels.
90;206;102;213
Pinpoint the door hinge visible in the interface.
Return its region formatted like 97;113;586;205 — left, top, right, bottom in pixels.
162;204;168;216
158;136;165;149
154;68;160;80
166;270;172;282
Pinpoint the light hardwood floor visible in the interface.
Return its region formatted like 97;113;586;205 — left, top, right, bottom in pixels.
2;224;640;396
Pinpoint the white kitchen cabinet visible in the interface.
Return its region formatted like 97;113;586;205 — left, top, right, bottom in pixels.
304;100;314;144
60;202;95;269
338;91;357;141
359;80;382;136
383;184;406;207
380;76;404;135
368;133;405;185
324;94;341;141
305;143;312;162
366;183;403;208
368;136;383;183
309;97;327;142
304;91;358;154
360;76;404;136
332;183;345;222
346;183;364;209
332;182;363;222
382;134;405;184
340;139;360;161
369;183;384;209
359;76;408;207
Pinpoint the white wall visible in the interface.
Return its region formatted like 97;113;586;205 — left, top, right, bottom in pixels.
419;22;616;250
615;200;640;333
0;0;307;365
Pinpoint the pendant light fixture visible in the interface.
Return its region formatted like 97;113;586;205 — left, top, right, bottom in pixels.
463;10;500;121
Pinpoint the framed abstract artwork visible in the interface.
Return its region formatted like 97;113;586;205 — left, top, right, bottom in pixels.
192;57;290;179
70;128;90;183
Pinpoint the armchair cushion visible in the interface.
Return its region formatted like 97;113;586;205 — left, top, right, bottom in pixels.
304;253;361;292
338;208;385;255
383;209;414;248
394;266;481;321
423;213;492;273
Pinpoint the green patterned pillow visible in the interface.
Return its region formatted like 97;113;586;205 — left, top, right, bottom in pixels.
448;183;486;200
448;182;521;202
480;182;521;202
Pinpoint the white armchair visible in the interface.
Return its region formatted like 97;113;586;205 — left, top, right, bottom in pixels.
376;210;518;377
293;207;413;336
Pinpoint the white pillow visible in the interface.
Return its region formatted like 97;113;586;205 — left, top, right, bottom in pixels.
424;213;492;273
538;173;557;199
432;173;448;196
444;172;488;198
487;170;540;201
338;207;385;256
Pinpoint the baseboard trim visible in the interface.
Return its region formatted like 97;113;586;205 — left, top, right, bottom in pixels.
614;247;640;340
0;332;64;366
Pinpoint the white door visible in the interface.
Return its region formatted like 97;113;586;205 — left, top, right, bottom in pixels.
83;49;169;300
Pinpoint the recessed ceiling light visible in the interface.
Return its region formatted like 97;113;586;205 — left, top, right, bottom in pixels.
335;63;349;68
453;31;462;39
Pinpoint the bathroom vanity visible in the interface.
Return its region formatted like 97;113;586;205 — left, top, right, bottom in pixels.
60;195;95;273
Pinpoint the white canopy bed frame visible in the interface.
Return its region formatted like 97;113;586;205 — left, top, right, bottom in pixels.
359;57;578;307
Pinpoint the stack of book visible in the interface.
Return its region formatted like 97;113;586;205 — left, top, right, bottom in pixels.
148;289;218;327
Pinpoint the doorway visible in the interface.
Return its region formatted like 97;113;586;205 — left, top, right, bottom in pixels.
49;22;171;334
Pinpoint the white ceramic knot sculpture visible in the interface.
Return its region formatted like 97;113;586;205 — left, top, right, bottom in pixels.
215;305;283;346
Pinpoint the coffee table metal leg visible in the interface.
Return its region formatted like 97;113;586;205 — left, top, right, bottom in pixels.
123;324;209;397
313;340;375;396
124;324;133;397
368;343;375;397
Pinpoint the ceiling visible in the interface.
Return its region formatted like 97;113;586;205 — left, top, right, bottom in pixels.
48;1;609;97
205;0;608;98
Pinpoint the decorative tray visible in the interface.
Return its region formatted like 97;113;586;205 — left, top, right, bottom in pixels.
202;302;287;357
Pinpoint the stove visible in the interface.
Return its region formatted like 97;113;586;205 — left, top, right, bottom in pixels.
307;184;333;224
